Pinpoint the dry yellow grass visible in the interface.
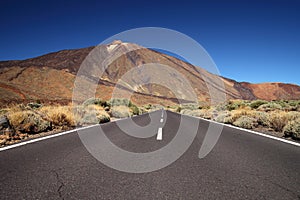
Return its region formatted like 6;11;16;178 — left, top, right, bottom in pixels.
268;111;290;132
40;106;76;127
229;108;255;121
7;111;27;128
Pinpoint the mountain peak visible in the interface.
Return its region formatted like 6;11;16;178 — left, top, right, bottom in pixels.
107;40;130;52
0;42;299;106
111;40;123;45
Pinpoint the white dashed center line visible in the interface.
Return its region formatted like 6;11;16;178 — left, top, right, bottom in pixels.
157;127;162;140
156;110;164;140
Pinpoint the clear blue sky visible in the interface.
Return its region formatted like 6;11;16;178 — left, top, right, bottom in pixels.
1;0;299;85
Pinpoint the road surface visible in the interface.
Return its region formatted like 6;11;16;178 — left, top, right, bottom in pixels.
0;110;299;199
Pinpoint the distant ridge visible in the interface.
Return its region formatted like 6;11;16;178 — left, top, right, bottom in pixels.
0;41;299;106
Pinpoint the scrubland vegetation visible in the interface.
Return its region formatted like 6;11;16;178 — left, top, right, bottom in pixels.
178;100;300;140
0;98;139;146
0;99;299;146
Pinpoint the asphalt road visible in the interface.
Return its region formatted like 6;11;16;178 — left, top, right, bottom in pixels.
0;110;299;199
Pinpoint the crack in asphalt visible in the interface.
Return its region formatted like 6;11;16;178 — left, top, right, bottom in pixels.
52;170;65;200
267;179;300;199
241;170;299;198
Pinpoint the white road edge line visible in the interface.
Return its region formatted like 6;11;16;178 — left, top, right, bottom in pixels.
157;128;163;140
0;110;161;152
180;112;300;147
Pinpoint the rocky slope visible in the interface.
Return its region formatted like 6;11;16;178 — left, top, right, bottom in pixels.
0;40;299;107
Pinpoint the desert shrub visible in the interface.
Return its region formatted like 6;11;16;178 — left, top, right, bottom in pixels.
83;98;108;107
96;110;110;123
0;108;9;115
144;104;152;110
108;98;140;115
288;100;300;107
139;107;148;114
268;111;289;132
215;102;227;111
130;104;140;115
275;100;289;108
250;100;268;109
40;106;75;127
233;116;258;129
108;98;131;107
286;111;300;121
180;109;202;117
198;109;213;119
198;101;211;109
180;109;192;115
81;109;110;124
110;106;131;118
226;100;247;111
286;100;300;111
27;102;42;109
253;111;269;126
78;104;110;124
229;109;252;122
80;113;97;124
275;100;296;111
180;103;199;110
283;119;300;140
8;104;26;113
147;104;164;112
258;102;282;112
8;111;51;134
215;111;233;124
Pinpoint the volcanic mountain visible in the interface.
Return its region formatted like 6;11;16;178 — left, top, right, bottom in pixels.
0;40;299;106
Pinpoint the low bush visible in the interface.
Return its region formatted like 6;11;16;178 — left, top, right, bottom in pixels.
233;116;258;129
130;104;140;115
226;100;247;111
81;109;110;124
176;106;181;113
108;98;131;107
229;109;253;122
215;102;227;111
180;103;199;110
249;100;268;109
180;109;202;117
83;98;108;107
253;111;269;126
27;102;42;109
258;102;282;112
77;104;110;124
8;111;51;134
286;111;300;121
198;109;213;119
267;111;289;132
144;104;152;110
283;119;300;140
139;107;148;114
108;98;140;115
215;111;233;124
147;104;165;112
110;106;131;118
